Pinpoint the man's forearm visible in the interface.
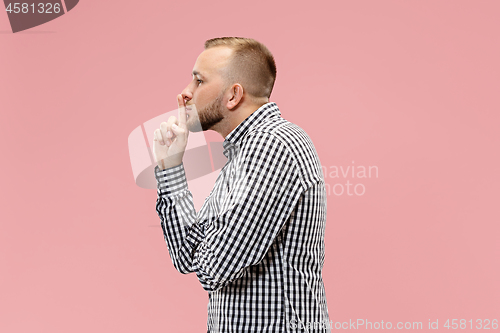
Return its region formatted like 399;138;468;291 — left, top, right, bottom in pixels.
154;163;202;274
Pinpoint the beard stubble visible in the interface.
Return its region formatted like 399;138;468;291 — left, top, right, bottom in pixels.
188;92;225;132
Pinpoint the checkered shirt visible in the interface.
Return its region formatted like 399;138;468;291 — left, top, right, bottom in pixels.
154;102;331;332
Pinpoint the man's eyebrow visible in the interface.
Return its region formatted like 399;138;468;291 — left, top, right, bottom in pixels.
192;70;205;78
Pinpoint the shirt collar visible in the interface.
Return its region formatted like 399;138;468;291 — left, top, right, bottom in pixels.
222;102;281;154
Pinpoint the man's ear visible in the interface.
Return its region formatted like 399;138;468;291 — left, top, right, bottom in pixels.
226;84;244;110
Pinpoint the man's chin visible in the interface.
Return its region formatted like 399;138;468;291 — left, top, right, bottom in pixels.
187;116;204;132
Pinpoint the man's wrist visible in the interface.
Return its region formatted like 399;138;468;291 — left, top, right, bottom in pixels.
157;159;182;171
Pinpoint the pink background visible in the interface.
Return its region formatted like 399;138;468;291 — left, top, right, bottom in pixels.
1;1;499;332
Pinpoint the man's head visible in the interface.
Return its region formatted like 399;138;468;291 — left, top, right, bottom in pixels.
182;37;277;135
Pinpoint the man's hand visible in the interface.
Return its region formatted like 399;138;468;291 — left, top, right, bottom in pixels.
153;94;189;170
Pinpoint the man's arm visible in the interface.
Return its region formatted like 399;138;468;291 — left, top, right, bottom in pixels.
154;163;203;274
152;94;200;274
155;131;304;291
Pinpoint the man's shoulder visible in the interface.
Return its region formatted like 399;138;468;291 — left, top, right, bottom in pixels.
245;117;325;189
245;115;302;142
247;117;314;155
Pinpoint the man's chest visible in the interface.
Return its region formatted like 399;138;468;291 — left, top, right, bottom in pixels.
196;156;239;229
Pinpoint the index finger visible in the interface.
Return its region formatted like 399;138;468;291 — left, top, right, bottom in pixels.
177;94;187;127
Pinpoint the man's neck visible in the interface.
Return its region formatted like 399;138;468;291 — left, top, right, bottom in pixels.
214;101;269;139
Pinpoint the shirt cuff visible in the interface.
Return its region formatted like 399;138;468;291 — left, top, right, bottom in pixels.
154;163;188;196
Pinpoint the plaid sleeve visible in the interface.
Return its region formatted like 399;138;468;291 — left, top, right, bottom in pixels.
191;132;304;291
154;163;204;274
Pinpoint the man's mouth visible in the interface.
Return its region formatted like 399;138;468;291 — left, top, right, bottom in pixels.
185;106;192;120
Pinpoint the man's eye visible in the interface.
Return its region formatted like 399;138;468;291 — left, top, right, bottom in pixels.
197;79;203;85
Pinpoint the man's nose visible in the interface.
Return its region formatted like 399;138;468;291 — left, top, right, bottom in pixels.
181;85;193;104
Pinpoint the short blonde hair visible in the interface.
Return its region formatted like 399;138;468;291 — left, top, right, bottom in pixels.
204;37;277;99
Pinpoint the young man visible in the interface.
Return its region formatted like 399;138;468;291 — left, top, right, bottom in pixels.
153;37;330;332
